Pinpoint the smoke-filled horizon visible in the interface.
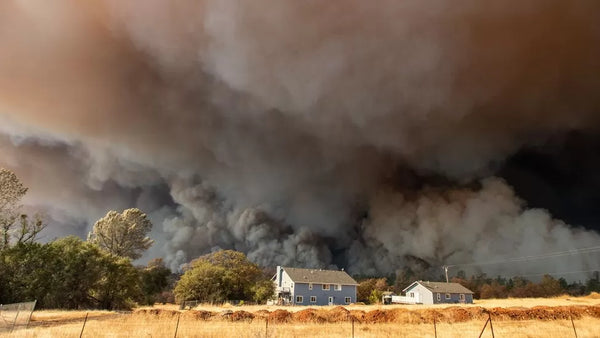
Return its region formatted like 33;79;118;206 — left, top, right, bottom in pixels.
1;1;600;277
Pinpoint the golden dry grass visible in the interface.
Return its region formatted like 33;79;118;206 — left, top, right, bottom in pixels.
3;294;600;338
5;316;600;338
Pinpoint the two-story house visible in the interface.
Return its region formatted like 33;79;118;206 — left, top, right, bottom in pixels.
273;266;358;306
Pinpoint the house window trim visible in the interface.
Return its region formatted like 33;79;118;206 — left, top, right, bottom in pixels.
296;296;303;303
309;283;313;290
445;293;451;300
310;296;317;303
345;297;351;304
322;284;330;291
335;284;342;291
459;294;465;301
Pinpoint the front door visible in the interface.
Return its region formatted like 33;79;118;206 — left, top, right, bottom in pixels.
328;297;334;305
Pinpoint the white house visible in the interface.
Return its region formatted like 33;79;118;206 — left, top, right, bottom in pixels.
384;281;474;305
272;266;358;306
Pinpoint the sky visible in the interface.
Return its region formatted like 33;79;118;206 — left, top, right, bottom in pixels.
1;0;600;278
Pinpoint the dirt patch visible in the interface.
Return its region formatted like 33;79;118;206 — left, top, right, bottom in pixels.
348;310;366;323
293;309;326;323
230;311;254;322
268;309;292;323
253;310;271;319
325;306;352;322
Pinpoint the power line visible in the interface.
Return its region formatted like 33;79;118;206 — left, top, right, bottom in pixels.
445;245;600;268
516;269;600;279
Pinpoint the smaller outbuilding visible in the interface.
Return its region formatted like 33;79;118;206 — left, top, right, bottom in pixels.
384;281;474;305
402;281;474;304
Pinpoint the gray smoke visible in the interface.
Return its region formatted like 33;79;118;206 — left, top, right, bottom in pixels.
1;0;600;276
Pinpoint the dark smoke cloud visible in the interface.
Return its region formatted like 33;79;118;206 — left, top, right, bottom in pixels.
1;0;600;276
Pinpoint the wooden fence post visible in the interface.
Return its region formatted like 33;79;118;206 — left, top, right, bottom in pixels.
265;317;269;338
434;316;437;338
478;317;489;338
351;316;355;338
488;312;495;338
570;313;578;338
79;313;89;338
174;312;181;338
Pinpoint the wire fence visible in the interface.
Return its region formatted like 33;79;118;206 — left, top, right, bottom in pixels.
5;310;595;338
0;301;37;334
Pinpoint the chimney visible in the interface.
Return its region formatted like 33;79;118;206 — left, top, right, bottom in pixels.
277;266;283;287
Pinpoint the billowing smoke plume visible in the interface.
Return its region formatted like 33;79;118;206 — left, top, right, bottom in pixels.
1;1;600;276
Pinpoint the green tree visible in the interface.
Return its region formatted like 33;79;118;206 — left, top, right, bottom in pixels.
0;236;142;310
174;250;269;303
140;258;172;305
0;242;54;305
357;278;388;304
88;208;154;259
251;279;276;303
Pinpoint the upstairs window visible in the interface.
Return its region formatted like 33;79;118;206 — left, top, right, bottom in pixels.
334;284;342;291
309;283;313;290
322;284;330;291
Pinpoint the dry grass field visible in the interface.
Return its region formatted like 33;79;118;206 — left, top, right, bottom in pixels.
2;294;600;337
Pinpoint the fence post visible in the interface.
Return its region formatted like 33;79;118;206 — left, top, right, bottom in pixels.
10;303;22;333
433;316;437;338
478;317;489;338
173;312;181;338
265;317;269;338
352;316;355;338
570;312;578;338
79;313;89;338
488;312;495;338
25;300;37;329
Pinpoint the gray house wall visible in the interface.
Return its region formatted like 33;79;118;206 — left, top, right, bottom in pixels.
431;292;473;304
404;283;434;304
292;282;356;306
405;283;473;305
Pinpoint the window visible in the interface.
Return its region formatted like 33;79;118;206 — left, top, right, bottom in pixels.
335;284;342;291
296;296;303;303
322;284;330;290
445;293;451;300
309;283;313;290
345;297;351;304
437;293;441;301
328;296;334;304
410;292;414;298
310;296;317;303
460;294;465;301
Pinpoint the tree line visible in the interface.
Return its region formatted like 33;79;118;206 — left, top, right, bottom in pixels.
4;167;600;309
355;269;600;304
0;168;273;310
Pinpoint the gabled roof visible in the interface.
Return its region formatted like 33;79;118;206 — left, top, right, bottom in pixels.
404;281;474;294
282;267;358;285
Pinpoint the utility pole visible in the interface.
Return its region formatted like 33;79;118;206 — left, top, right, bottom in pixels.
443;266;449;283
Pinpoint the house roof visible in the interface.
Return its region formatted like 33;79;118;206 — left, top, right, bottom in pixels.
282;267;358;285
404;281;474;294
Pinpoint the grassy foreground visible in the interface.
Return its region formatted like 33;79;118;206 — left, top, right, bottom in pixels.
3;294;600;337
